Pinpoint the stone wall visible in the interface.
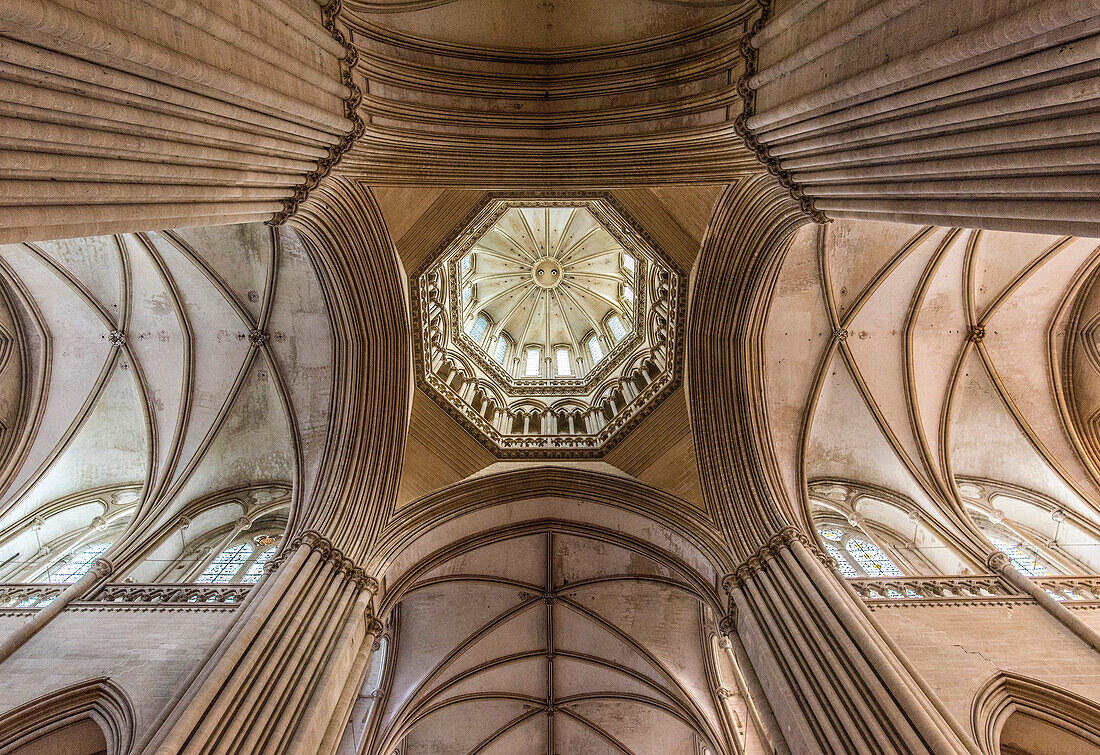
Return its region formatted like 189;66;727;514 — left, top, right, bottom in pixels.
872;603;1100;732
0;607;236;743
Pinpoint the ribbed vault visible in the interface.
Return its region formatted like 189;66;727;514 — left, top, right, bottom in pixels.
367;525;736;755
0;224;333;579
766;217;1100;568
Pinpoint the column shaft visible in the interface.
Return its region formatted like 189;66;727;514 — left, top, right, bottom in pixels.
738;0;1100;236
0;0;362;243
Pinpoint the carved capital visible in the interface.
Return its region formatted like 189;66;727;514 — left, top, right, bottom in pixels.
725;526;831;590
987;551;1011;571
731;0;828;224
268;0;364;225
89;557;113;579
367;617;385;639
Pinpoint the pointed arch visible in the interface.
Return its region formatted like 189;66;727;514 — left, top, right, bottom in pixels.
0;677;134;755
971;671;1100;755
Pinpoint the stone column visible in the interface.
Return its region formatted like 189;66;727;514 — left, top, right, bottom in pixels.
138;176;410;754
737;0;1100;236
987;551;1100;653
690;175;977;753
140;532;381;754
0;0;363;243
0;556;112;665
716;619;789;755
722;529;976;753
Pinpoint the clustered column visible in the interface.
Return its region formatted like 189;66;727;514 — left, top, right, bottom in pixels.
692;175;977;754
0;0;362;243
142;532;384;754
737;0;1100;236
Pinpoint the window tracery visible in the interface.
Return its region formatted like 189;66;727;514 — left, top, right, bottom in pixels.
586;333;604;363
242;546;277;584
47;544;109;584
816;526;904;578
524;346;541;376
467;313;490;344
492;334;510;365
608;314;627;342
982;526;1054;577
555;346;571;376
197;543;253;584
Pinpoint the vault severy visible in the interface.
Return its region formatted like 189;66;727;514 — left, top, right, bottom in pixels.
412;196;684;458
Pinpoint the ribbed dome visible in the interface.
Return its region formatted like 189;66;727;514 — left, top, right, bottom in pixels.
459;205;637;381
413;196;683;457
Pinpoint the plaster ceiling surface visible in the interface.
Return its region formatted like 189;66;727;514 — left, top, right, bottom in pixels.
362;528;745;755
765;218;1100;572
0;225;332;577
413;196;685;458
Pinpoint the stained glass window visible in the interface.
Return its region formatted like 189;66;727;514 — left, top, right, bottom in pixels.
608;315;627;342
460;254;472;276
987;534;1051;576
241;546;277;584
818;528;844;542
197;542;253;584
556;347;571;376
492;336;508;364
621;253;635;274
462;284;472;305
525;346;541;376
846;537;903;577
467;313;489;343
49;543;109;583
823;542;858;578
622;285;634;305
587;334;604;362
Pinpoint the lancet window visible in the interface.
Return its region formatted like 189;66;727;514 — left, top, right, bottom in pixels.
817;527;903;578
47;543;110;584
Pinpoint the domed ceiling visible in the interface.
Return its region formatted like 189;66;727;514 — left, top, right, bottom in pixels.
412;197;683;457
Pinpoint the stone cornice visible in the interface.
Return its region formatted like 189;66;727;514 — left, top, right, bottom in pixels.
269;0;366;226
733;0;827;224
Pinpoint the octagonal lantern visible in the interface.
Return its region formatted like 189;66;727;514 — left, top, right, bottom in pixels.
412;196;684;457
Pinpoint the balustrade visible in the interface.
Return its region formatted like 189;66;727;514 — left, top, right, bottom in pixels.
0;584;63;608
849;575;1100;603
0;582;251;609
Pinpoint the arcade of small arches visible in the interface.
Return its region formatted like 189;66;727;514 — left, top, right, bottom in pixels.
0;1;1098;755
